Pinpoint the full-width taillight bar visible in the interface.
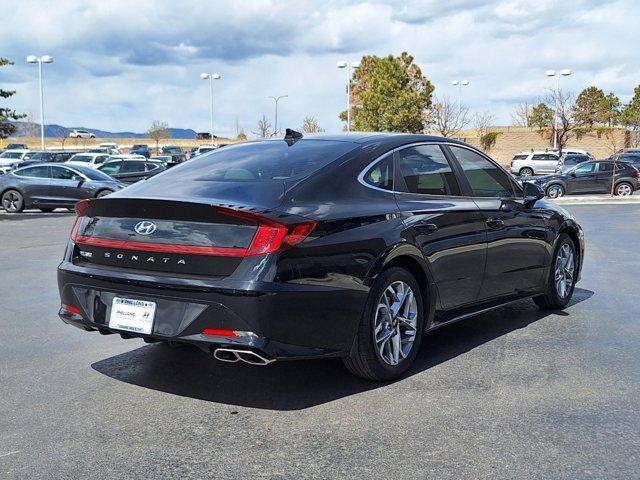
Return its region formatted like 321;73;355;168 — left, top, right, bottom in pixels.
70;201;316;257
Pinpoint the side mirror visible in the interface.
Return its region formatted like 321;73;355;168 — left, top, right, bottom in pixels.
570;172;576;177
523;182;544;207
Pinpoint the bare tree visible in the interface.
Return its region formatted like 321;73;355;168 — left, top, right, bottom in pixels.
426;96;470;137
147;120;170;154
546;89;577;155
253;115;271;138
21;111;37;138
300;116;325;134
474;111;495;139
511;103;532;127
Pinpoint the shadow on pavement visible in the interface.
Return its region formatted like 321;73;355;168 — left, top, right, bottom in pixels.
0;211;73;221
92;288;594;411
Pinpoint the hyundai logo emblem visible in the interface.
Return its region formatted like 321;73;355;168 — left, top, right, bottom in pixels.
134;221;157;235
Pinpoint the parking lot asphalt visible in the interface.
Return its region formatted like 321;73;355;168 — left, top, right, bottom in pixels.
1;205;639;479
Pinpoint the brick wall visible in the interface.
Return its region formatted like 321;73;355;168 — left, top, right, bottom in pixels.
444;127;627;167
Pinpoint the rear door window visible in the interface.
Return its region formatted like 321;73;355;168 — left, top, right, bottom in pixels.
398;145;461;196
120;162;146;173
450;146;514;198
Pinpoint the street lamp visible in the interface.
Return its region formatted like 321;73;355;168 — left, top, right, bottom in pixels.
200;72;221;143
337;61;360;131
268;95;288;136
545;69;572;149
26;55;53;150
451;80;469;120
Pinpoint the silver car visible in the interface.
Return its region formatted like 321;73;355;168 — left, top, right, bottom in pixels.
0;163;125;213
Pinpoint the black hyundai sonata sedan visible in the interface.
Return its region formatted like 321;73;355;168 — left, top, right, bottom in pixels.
58;132;584;380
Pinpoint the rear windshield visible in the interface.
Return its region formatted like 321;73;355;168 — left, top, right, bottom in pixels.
69;155;93;162
512;155;527;161
74;166;115;181
171;139;358;181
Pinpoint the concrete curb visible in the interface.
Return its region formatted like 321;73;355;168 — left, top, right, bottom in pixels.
550;195;640;205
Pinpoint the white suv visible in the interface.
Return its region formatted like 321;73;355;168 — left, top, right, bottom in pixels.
510;150;560;177
68;129;96;138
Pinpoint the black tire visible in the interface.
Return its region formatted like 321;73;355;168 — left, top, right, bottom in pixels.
1;189;25;213
614;182;633;196
519;167;534;177
533;233;577;310
39;208;55;213
545;184;565;198
342;266;425;381
96;189;113;198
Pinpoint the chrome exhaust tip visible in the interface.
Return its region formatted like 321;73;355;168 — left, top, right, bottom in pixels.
213;348;275;366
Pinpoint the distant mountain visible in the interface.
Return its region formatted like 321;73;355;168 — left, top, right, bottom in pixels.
9;121;198;139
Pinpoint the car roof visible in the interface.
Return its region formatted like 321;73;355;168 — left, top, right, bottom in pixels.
3;149;31;153
70;152;105;158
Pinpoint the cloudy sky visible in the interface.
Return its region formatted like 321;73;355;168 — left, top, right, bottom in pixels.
2;0;639;137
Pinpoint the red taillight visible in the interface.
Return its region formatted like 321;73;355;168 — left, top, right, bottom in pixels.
62;304;81;315
216;207;316;256
74;199;91;216
202;328;238;337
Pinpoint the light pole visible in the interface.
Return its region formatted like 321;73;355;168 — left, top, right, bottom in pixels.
26;55;53;150
337;61;360;131
451;80;469;120
200;72;221;143
268;95;288;136
545;69;571;149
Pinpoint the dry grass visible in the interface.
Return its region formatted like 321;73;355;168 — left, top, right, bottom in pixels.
1;136;241;151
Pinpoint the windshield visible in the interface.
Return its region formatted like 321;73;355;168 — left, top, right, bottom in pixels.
163;147;182;153
167;139;358;182
0;152;24;159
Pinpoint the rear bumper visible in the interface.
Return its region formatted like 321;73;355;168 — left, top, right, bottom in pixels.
57;261;367;361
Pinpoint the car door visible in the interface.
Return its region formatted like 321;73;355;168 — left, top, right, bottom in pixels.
392;143;487;310
594;161;618;193
446;145;549;300
50;166;89;205
12;166;52;204
566;162;598;193
538;153;559;174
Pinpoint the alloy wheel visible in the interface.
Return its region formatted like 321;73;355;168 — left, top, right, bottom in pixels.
555;243;575;299
616;183;632;196
520;168;534;177
2;191;23;212
373;281;418;366
547;185;564;198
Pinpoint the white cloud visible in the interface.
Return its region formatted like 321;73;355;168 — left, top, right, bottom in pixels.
2;0;639;135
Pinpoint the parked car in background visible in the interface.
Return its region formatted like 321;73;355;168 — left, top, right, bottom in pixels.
99;143;120;154
149;155;174;167
160;145;187;165
56;133;585;381
98;159;166;184
555;153;591;173
68;129;96;138
0;164;125;213
532;160;639;198
510;150;560;177
196;132;214;140
616;152;640;170
130;144;150;158
21;150;80;167
192;146;217;157
3;143;28;151
66;152;110;168
0;149;32;174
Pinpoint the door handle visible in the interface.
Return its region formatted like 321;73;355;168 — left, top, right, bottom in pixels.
415;222;438;234
485;217;504;229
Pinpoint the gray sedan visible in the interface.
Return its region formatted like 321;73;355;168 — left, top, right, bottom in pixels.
0;163;125;213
